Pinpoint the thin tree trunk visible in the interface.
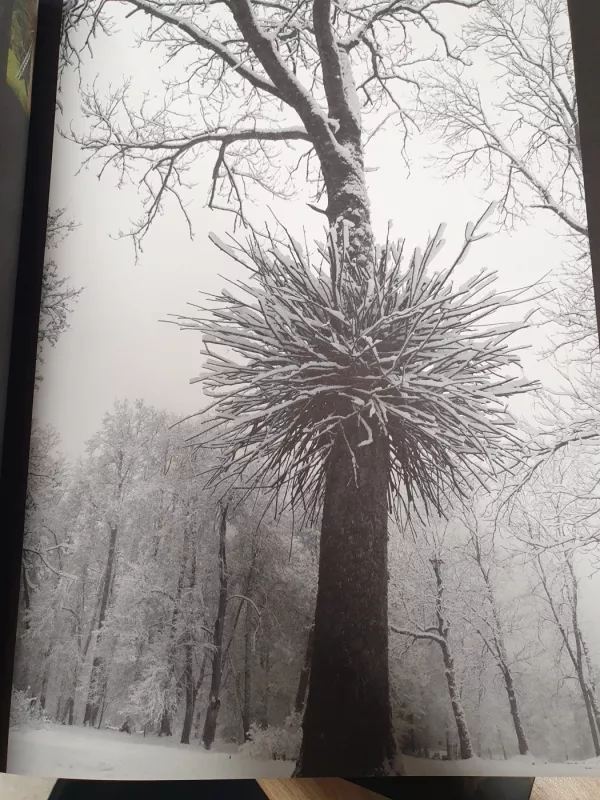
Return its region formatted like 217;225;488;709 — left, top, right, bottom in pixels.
502;667;529;756
440;640;473;760
38;646;51;711
84;522;118;726
538;557;600;757
298;421;394;776
192;652;210;739
61;696;74;726
202;502;229;750
21;561;31;631
158;710;172;737
242;604;253;741
588;686;600;746
180;641;196;745
180;541;199;746
578;665;600;756
261;642;271;730
431;558;473;761
472;538;530;756
570;564;600;756
161;523;192;738
294;624;315;715
180;535;198;745
568;559;600;741
97;696;107;729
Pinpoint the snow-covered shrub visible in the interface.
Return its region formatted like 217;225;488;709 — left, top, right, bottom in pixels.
123;660;178;729
241;713;302;762
9;689;49;729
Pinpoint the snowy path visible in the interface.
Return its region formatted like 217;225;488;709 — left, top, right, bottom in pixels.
8;725;600;780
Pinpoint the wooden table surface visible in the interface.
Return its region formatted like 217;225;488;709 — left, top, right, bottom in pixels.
2;774;600;799
531;779;600;800
258;778;600;800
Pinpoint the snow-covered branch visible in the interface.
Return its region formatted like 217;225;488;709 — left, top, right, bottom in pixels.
390;624;444;645
120;0;283;99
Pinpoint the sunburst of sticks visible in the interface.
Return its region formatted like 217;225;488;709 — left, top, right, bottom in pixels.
174;203;538;521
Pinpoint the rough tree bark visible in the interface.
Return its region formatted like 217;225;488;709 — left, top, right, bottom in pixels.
83;521;118;727
202;502;229;750
298;419;394;776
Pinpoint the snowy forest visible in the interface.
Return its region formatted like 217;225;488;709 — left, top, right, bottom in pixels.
8;0;600;781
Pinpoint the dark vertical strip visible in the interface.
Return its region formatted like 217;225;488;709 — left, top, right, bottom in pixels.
567;0;600;335
0;0;29;465
0;0;13;74
0;0;61;770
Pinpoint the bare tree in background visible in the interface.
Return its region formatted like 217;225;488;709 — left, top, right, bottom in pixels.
461;515;530;755
420;0;592;354
421;0;600;511
534;553;600;756
391;526;474;760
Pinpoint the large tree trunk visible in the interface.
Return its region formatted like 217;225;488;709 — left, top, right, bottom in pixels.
298;420;394;777
294;624;315;715
202;502;229;750
84;522;118;726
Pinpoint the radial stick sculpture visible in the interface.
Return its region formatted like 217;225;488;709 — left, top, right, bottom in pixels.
175;203;536;776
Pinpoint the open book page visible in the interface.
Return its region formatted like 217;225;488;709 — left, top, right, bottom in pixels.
6;0;600;781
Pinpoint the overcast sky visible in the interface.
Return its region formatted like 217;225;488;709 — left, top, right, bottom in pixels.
34;5;574;460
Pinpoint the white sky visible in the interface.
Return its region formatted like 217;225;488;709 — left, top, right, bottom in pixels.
34;5;575;460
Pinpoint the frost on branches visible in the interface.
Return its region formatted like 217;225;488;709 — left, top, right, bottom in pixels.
178;202;535;519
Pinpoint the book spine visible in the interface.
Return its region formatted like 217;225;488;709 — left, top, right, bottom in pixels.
0;0;62;770
0;0;38;465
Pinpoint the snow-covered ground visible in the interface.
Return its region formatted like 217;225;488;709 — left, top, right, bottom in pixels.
8;724;600;780
7;725;294;780
403;754;600;777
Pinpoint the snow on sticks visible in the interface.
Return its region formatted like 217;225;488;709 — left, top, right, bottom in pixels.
174;204;537;520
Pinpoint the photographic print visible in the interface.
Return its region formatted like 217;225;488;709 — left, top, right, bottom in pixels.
6;0;600;781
